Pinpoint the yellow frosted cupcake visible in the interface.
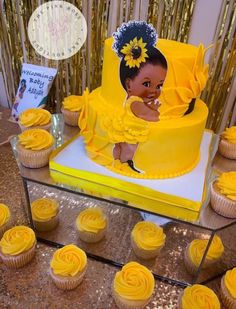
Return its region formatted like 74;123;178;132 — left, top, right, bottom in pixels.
210;172;236;218
76;207;107;243
0;226;36;268
178;284;220;309
31;198;59;232
17;128;54;168
0;203;11;238
184;235;224;275
131;221;166;259
61;95;83;126
112;261;155;309
19;108;52;131
50;244;87;290
219;126;236;159
221;267;236;308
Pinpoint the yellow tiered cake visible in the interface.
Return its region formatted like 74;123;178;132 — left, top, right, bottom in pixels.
79;38;208;179
50;21;212;221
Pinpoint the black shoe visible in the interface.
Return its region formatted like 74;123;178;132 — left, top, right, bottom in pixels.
127;160;140;173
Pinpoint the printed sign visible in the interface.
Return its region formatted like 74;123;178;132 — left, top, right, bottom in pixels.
12;63;57;120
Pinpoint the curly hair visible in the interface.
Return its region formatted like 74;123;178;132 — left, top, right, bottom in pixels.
112;21;167;90
112;20;157;58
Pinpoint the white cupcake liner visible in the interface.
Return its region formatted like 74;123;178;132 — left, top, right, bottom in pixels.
0;242;36;268
131;236;163;260
78;227;106;243
221;276;236;309
112;286;151;309
19;122;52;132
61;107;79;127
184;245;198;275
184;244;218;275
218;139;236;159
16;143;53;168
33;213;59;232
210;182;236;219
50;266;86;290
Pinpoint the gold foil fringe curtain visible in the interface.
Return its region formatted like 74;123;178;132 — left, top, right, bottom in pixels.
0;0;195;114
0;0;235;131
201;0;236;132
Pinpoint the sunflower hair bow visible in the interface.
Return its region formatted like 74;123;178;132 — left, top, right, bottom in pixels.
121;37;149;68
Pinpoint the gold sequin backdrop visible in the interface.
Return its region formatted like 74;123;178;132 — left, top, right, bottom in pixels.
0;0;235;132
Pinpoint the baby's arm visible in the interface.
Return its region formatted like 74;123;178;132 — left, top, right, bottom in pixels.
130;101;160;122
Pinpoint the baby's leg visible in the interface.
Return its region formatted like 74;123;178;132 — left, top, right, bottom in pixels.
119;142;138;163
113;143;121;160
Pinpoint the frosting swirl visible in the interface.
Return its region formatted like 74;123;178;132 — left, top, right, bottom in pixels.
131;221;166;250
113;261;154;300
0;226;36;255
0;203;10;227
224;267;236;298
189;235;224;266
19;108;51;127
63;95;84;112
222;126;236;144
18;129;54;150
181;284;220;309
216;172;236;201
50;244;87;277
76;208;107;233
32;198;58;222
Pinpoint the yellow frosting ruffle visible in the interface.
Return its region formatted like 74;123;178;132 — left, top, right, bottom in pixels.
217;172;236;201
159;44;209;119
63;95;84;112
101;96;150;144
31;198;58;222
50;244;87;277
76;208;107;233
225;267;236;298
131;221;166;250
79;89;113;167
0;226;36;255
0;203;10;227
189;235;224;266
222;126;236;144
114;261;154;300
181;284;220;309
19;129;54;150
19;108;51;127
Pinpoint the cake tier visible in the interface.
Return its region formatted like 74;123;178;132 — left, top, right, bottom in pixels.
101;38;208;118
79;88;208;179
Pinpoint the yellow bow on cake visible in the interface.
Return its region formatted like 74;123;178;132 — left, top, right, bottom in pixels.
159;44;209;119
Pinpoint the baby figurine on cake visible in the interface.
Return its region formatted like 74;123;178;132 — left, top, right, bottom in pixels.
111;21;167;172
110;21;201;173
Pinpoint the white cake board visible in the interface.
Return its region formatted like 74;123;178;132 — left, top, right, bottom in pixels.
51;130;212;201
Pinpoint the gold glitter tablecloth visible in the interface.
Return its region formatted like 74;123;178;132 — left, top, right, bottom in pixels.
0;107;229;308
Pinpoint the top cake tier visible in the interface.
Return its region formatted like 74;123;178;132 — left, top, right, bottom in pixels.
101;38;208;119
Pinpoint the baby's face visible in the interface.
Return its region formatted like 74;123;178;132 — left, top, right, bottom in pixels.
126;63;167;103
